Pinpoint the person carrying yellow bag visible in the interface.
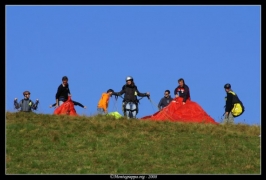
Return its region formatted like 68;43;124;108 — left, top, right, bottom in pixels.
223;83;245;124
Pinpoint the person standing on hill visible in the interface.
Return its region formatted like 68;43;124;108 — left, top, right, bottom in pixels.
112;76;150;119
55;76;71;108
223;83;245;124
14;91;39;112
222;83;245;124
97;89;114;115
174;78;191;105
223;83;236;124
158;90;173;110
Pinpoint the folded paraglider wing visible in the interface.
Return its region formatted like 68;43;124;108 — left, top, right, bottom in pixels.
54;96;78;116
141;97;218;124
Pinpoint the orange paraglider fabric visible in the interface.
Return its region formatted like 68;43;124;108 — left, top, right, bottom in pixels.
141;97;218;124
53;96;78;116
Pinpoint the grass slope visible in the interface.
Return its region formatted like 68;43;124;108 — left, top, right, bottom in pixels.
6;112;261;174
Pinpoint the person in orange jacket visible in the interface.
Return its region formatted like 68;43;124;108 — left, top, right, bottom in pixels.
97;89;114;115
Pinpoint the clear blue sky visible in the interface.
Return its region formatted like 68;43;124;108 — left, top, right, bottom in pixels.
6;5;261;125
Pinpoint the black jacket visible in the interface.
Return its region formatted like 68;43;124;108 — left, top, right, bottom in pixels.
225;92;234;112
174;84;190;102
114;84;147;103
55;84;71;101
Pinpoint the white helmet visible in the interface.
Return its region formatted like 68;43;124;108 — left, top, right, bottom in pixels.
125;76;133;81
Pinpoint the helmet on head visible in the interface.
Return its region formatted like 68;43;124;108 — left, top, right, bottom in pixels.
125;76;133;82
23;91;30;96
224;83;231;89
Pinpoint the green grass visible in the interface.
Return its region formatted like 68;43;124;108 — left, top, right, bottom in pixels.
6;112;261;174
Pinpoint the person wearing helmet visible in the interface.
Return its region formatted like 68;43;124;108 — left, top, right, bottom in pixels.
121;76;140;116
174;78;191;105
14;91;39;112
223;83;238;124
97;89;114;114
55;76;71;107
112;76;150;119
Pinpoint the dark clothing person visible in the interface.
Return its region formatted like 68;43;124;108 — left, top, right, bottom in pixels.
223;83;235;124
51;101;85;108
112;76;150;119
158;96;173;110
55;83;71;102
114;84;147;103
174;84;190;103
55;76;70;107
224;92;234;113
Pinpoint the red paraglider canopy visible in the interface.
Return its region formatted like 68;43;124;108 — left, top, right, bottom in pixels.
141;97;218;124
53;96;78;116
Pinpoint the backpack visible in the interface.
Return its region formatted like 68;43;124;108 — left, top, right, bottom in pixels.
20;99;33;111
228;91;245;117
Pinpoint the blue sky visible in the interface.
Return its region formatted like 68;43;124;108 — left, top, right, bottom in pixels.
6;5;261;125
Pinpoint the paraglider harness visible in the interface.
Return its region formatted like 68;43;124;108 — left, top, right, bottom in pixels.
114;93;150;118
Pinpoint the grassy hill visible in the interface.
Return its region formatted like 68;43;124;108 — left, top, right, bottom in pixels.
6;112;261;174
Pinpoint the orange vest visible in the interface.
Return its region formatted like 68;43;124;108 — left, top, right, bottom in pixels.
97;93;110;112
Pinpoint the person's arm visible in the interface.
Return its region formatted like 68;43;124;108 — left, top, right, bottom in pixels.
55;85;62;107
135;86;149;97
113;89;125;96
68;84;71;95
225;93;233;114
169;96;174;102
174;87;179;98
14;98;21;109
182;85;189;103
31;99;39;110
73;101;85;108
102;94;109;113
50;103;56;108
158;98;163;110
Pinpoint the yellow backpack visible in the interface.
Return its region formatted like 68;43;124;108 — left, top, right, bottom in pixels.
227;91;245;117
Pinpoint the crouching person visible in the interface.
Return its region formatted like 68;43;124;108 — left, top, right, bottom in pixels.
14;91;39;112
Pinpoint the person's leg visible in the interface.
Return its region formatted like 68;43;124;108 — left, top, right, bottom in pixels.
122;102;126;116
228;112;234;124
131;103;137;118
125;102;131;119
222;112;234;124
59;101;64;106
97;108;104;115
